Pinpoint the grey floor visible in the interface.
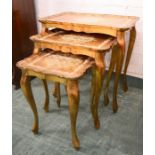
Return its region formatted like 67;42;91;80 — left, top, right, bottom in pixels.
12;74;143;155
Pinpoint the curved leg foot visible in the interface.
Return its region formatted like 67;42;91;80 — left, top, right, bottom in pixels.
72;138;80;150
20;72;39;134
67;80;80;150
112;98;118;113
122;78;128;92
122;27;136;92
42;80;49;112
104;92;109;106
52;82;58;98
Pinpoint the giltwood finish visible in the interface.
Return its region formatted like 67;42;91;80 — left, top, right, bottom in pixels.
20;70;81;148
52;82;61;108
104;44;119;106
113;31;125;112
20;71;39;134
42;79;49;112
39;12;138;35
67;80;80;149
91;53;105;129
30;43;110;116
103;31;126;112
18;51;95;149
39;12;138;112
122;26;136;92
30;30;116;52
20;70;89;149
31;29;115;110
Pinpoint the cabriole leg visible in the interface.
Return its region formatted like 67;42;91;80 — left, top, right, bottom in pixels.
91;54;105;129
104;45;119;106
20;71;39;134
67;80;80;150
41;79;49;112
112;31;125;113
122;27;136;92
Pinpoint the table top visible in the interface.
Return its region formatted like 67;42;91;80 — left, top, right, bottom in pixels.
39;12;139;31
30;29;116;51
17;50;94;79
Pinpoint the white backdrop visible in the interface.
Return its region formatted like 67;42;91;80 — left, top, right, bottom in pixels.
34;0;143;78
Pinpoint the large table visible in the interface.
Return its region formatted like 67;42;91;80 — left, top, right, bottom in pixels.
39;12;139;112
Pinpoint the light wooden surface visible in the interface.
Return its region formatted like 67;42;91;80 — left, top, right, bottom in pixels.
30;29;116;52
17;50;94;80
39;12;138;35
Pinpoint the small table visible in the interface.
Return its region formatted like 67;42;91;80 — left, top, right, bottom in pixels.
39;12;139;112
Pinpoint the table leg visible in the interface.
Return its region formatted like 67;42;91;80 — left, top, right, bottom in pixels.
91;53;105;129
52;82;61;107
91;66;96;109
91;66;98;128
122;26;136;92
112;31;125;113
41;80;49;112
40;25;48;35
67;80;80;150
20;71;39;134
40;26;61;107
104;45;119;106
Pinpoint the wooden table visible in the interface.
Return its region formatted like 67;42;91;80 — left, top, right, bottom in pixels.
31;29;116;127
39;12;139;112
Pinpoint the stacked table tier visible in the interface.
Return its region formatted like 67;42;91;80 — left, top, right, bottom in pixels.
30;29;116;53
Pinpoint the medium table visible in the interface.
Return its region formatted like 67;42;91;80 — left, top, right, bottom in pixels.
31;28;116;126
